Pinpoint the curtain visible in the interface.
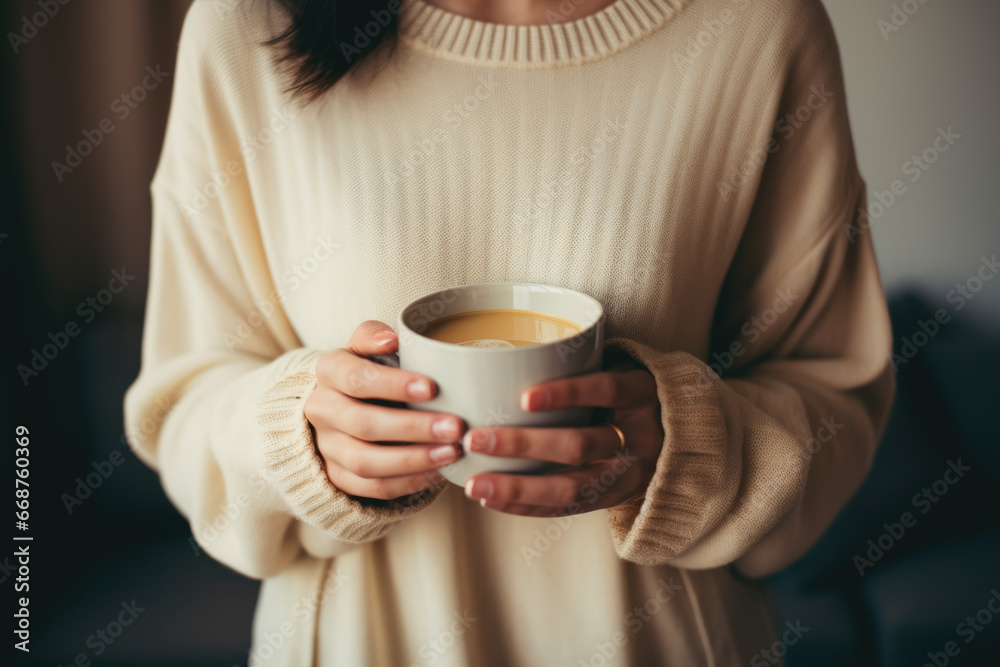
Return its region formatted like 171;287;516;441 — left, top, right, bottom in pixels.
11;0;194;316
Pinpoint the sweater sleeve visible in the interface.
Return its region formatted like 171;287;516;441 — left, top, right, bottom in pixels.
602;1;895;578
123;1;441;580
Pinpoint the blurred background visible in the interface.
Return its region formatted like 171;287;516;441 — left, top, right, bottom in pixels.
2;0;997;665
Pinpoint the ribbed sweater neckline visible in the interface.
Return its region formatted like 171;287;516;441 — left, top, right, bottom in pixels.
398;0;688;68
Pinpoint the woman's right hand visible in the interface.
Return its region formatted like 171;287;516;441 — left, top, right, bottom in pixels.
305;320;465;501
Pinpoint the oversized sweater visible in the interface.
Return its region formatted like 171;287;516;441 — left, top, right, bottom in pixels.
123;0;896;664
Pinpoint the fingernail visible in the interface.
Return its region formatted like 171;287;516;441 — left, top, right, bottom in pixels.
466;429;496;454
429;444;458;464
431;418;460;441
373;331;396;345
464;478;493;501
524;390;552;411
407;379;433;400
426;471;445;484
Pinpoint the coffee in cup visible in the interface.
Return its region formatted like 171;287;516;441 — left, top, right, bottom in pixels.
421;308;583;349
396;283;604;485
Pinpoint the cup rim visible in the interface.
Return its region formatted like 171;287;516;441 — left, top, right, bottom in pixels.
397;282;604;354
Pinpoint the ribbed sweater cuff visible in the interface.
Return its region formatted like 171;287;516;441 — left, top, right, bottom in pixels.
602;338;730;566
256;349;443;543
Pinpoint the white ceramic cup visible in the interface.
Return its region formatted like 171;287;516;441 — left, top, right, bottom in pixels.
396;282;605;486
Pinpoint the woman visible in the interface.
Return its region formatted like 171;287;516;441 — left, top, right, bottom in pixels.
124;0;895;664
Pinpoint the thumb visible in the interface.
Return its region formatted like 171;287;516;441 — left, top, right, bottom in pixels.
346;320;398;356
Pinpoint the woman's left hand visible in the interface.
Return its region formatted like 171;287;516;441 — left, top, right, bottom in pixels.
463;357;664;517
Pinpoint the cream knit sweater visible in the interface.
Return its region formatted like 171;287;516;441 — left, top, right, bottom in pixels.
124;0;895;664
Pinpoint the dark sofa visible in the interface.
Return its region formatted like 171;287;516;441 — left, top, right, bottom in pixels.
770;292;1000;667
